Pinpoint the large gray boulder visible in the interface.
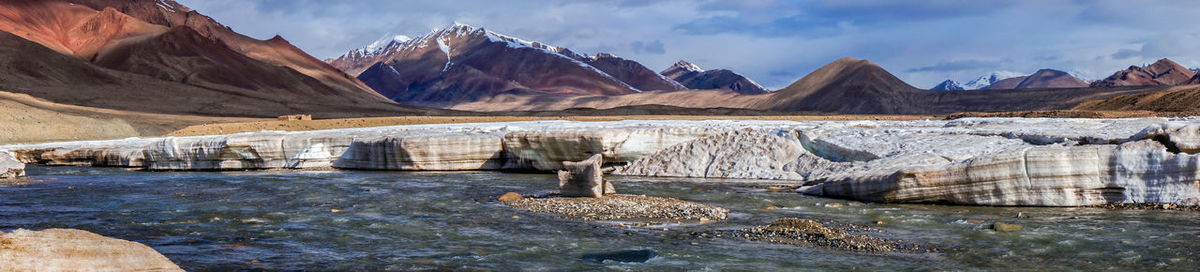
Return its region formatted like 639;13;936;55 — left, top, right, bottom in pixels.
0;150;24;178
558;154;615;197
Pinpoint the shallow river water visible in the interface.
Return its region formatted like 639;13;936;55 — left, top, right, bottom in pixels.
2;166;1199;271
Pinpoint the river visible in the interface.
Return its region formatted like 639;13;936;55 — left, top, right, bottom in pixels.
2;166;1197;271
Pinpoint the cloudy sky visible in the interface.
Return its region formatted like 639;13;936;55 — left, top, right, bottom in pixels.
176;0;1200;89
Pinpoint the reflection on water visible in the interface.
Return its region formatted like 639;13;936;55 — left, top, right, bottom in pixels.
1;166;1198;271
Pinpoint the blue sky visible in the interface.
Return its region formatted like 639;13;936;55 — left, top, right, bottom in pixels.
176;0;1200;89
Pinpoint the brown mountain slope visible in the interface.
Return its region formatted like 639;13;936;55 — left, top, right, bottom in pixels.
0;30;428;118
1091;58;1195;87
661;60;769;94
0;0;167;59
754;57;926;113
580;53;686;92
0;0;443;118
1013;69;1088;89
70;0;378;99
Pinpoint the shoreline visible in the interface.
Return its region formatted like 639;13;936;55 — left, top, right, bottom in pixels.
4;117;1200;207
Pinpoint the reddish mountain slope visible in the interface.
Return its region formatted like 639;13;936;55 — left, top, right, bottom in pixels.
0;0;167;59
1091;58;1195;87
70;0;377;98
0;0;433;117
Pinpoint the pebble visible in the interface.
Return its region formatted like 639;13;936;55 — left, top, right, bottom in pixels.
504;194;728;222
721;217;930;253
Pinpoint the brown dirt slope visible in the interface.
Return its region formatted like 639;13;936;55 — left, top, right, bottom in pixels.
0;90;262;145
1073;85;1200;113
754;57;927;113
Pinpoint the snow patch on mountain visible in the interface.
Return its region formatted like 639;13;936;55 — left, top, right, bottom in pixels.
677;61;703;73
396;23;643;92
436;36;452;72
962;71;1025;89
742;77;769;92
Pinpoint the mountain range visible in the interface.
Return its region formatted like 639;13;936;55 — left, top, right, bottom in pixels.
0;0;1197;124
325;24;776;108
0;0;431;118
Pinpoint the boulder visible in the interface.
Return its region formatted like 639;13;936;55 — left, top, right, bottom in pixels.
0;150;23;178
498;192;523;202
0;228;182;271
991;222;1024;232
558;154;614;197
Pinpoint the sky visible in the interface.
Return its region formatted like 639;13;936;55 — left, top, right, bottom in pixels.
175;0;1200;89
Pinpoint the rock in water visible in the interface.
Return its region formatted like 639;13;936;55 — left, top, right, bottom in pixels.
0;151;24;178
558;154;614;197
498;192;523;202
0;228;182;271
991;222;1024;232
580;249;656;264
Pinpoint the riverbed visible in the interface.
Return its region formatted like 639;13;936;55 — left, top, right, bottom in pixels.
2;166;1197;270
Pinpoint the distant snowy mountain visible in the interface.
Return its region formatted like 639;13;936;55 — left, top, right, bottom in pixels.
1191;68;1199;73
930;79;965;91
962;71;1024;90
344;24;687;107
661;60;769;94
327;33;412;75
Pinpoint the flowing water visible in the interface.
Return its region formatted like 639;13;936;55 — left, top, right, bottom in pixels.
2;166;1198;271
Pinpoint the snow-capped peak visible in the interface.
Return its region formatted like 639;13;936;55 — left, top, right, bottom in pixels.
363;33;411;54
931;79;965;91
962;71;1024;90
1190;68;1199;73
672;60;704;73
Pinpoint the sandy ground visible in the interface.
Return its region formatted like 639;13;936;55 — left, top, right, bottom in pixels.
0;91;263;144
165;114;938;137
